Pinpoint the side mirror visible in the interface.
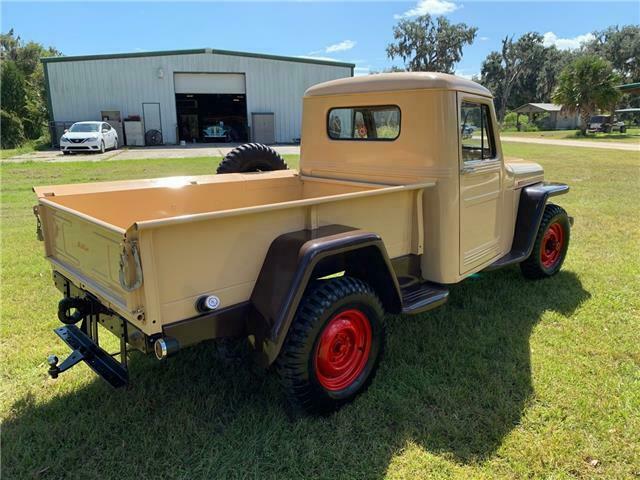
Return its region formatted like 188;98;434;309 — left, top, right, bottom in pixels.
102;129;109;133
64;129;69;133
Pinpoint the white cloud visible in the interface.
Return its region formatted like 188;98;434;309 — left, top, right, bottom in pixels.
325;40;356;53
543;31;595;50
479;36;489;41
455;69;478;80
354;66;372;77
395;0;459;19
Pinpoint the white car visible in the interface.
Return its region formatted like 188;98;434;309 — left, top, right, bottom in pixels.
60;121;118;155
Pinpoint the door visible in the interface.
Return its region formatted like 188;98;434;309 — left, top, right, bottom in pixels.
458;97;502;274
252;113;275;144
102;123;115;148
142;102;163;144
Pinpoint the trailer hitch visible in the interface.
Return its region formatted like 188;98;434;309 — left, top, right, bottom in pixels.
47;322;128;388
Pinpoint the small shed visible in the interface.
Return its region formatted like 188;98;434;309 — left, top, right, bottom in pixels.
617;82;640;95
512;103;581;130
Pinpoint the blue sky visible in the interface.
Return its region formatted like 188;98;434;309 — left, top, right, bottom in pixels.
1;1;637;77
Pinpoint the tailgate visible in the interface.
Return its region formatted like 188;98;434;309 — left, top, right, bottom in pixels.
37;200;132;313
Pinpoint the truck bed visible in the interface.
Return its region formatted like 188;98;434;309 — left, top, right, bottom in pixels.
35;170;434;334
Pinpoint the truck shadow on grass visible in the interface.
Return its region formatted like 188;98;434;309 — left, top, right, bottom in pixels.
3;269;589;479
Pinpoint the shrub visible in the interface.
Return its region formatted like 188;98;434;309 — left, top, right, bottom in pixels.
1;109;26;149
502;111;531;131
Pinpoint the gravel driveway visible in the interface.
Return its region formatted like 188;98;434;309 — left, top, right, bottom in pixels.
2;144;301;163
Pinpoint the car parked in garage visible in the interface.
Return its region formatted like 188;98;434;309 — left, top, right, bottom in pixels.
60;121;118;155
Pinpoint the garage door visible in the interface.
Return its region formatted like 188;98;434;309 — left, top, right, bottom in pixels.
174;73;245;94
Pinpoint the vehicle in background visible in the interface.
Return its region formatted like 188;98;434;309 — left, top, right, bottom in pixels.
60;121;119;155
587;115;627;133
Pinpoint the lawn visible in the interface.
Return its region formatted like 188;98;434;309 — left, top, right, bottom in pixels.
1;146;638;479
0;136;52;160
501;127;640;143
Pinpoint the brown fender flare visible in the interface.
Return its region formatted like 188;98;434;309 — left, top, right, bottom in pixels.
249;225;402;365
488;182;570;269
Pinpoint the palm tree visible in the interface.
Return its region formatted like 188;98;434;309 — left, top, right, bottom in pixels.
552;55;621;135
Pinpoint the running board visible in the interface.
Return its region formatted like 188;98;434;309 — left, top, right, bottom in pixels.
401;282;449;315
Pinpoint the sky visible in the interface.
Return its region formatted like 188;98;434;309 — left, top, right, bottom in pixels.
1;1;637;78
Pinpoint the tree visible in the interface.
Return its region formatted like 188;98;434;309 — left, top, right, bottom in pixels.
584;25;640;82
0;29;61;144
552;55;621;135
386;15;477;73
535;47;576;102
1;60;26;115
480;33;547;123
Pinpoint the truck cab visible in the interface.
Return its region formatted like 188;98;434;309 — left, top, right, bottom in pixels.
301;72;549;282
36;73;572;414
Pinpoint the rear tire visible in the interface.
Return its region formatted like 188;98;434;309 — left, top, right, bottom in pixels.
520;203;570;279
276;277;386;415
62;151;70;155
216;143;288;174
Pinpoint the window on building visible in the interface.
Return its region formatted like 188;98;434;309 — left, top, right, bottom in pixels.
328;106;400;140
460;101;496;161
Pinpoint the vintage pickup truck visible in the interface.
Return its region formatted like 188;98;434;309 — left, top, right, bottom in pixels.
35;73;572;413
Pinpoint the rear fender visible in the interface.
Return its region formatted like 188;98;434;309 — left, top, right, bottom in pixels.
249;225;401;365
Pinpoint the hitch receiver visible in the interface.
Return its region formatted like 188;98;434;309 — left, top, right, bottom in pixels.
48;324;128;388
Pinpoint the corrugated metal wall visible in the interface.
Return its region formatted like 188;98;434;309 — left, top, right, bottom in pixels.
46;52;351;144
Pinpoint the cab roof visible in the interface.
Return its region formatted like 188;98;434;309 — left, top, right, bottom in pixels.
305;72;492;98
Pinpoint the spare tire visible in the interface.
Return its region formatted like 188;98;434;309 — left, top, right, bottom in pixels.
217;143;288;174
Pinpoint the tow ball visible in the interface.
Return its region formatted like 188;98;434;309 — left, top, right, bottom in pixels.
47;350;85;379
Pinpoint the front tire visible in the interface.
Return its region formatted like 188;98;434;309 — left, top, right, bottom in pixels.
520;203;570;279
276;277;386;415
99;141;105;154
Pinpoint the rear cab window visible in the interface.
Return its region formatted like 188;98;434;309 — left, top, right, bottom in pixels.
460;101;496;162
328;106;400;140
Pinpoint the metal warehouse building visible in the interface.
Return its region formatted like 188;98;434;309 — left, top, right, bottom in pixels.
43;48;354;145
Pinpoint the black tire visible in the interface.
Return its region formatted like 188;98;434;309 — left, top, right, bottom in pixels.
99;141;105;154
113;138;118;150
216;143;288;174
62;151;70;155
520;203;570;279
276;276;386;415
620;126;627;134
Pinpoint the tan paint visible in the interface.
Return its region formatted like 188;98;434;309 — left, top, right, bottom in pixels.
35;72;544;336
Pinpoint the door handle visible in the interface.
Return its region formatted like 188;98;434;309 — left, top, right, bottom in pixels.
461;165;475;175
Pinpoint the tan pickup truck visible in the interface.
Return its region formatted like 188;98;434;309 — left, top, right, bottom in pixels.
35;73;572;413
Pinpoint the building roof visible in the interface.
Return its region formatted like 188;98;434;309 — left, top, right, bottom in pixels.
40;47;355;69
513;103;563;114
304;72;492;97
618;82;640;94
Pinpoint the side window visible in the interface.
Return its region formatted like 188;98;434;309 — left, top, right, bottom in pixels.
460;101;495;162
328;106;400;141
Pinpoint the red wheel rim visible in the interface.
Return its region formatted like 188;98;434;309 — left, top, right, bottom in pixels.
540;222;564;268
315;309;372;391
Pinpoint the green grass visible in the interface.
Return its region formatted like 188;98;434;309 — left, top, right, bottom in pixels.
1;147;638;479
1;136;52;159
501;128;640;143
